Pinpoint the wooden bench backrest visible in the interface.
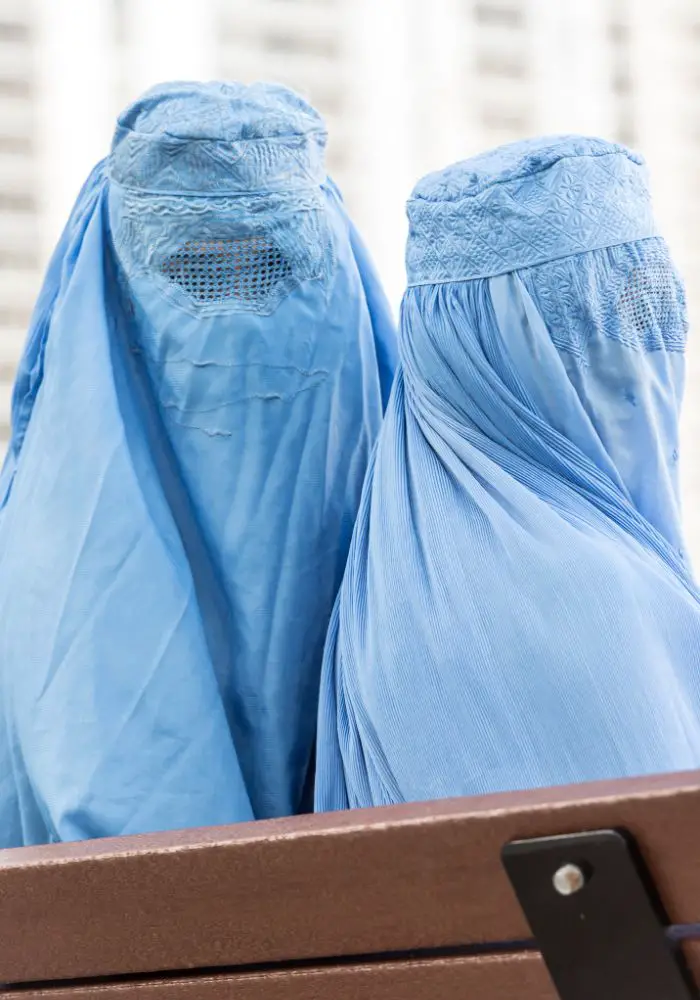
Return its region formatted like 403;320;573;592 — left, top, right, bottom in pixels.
2;771;700;999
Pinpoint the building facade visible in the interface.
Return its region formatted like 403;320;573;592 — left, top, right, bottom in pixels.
0;0;40;451
2;0;700;553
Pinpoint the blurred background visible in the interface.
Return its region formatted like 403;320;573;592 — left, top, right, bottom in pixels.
2;0;700;553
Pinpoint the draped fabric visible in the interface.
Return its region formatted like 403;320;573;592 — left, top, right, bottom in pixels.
315;136;700;812
0;82;396;846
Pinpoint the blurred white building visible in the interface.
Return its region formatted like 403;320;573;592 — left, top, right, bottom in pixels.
0;0;39;452
2;0;700;552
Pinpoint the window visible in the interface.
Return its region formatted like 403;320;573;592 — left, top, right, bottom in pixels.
326;144;347;174
0;192;35;212
0;308;32;327
612;68;631;94
0;22;30;43
608;22;629;45
481;105;529;132
615;121;636;147
0;136;32;154
264;31;338;58
474;3;524;28
476;50;527;78
0;250;38;270
312;88;342;117
0;79;31;98
0;360;21;383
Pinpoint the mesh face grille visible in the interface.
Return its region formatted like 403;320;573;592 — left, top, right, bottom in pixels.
618;262;679;340
160;236;293;308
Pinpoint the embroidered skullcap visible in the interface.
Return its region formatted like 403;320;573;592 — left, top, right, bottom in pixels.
406;136;659;285
109;81;326;195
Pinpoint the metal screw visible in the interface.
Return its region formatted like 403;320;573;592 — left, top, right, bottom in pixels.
553;863;586;896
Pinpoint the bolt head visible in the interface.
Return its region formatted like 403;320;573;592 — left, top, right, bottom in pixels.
553;863;586;896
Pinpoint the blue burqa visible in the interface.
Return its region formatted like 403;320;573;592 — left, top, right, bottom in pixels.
315;136;700;811
0;82;396;845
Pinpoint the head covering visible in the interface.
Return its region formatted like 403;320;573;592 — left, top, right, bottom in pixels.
315;135;700;812
0;81;396;846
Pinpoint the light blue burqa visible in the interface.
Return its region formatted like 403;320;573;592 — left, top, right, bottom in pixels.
0;82;396;845
315;136;700;811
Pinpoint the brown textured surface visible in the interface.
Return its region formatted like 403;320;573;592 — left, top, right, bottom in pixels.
0;954;556;1000
684;941;700;984
1;771;700;984
5;946;700;1000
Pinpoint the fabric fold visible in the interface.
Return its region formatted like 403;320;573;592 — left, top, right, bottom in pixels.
315;135;700;812
0;81;396;845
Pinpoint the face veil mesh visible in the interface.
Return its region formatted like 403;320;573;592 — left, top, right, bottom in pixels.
617;257;681;342
520;239;687;357
160;235;294;309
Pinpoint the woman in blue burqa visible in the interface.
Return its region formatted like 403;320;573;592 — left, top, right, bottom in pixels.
0;82;396;845
315;136;700;811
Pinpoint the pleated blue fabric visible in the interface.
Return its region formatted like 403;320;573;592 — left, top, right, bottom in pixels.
0;81;396;846
315;136;700;811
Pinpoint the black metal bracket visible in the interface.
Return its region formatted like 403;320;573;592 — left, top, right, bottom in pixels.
502;829;697;1000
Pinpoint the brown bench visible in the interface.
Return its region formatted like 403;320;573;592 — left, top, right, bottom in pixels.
1;771;700;1000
